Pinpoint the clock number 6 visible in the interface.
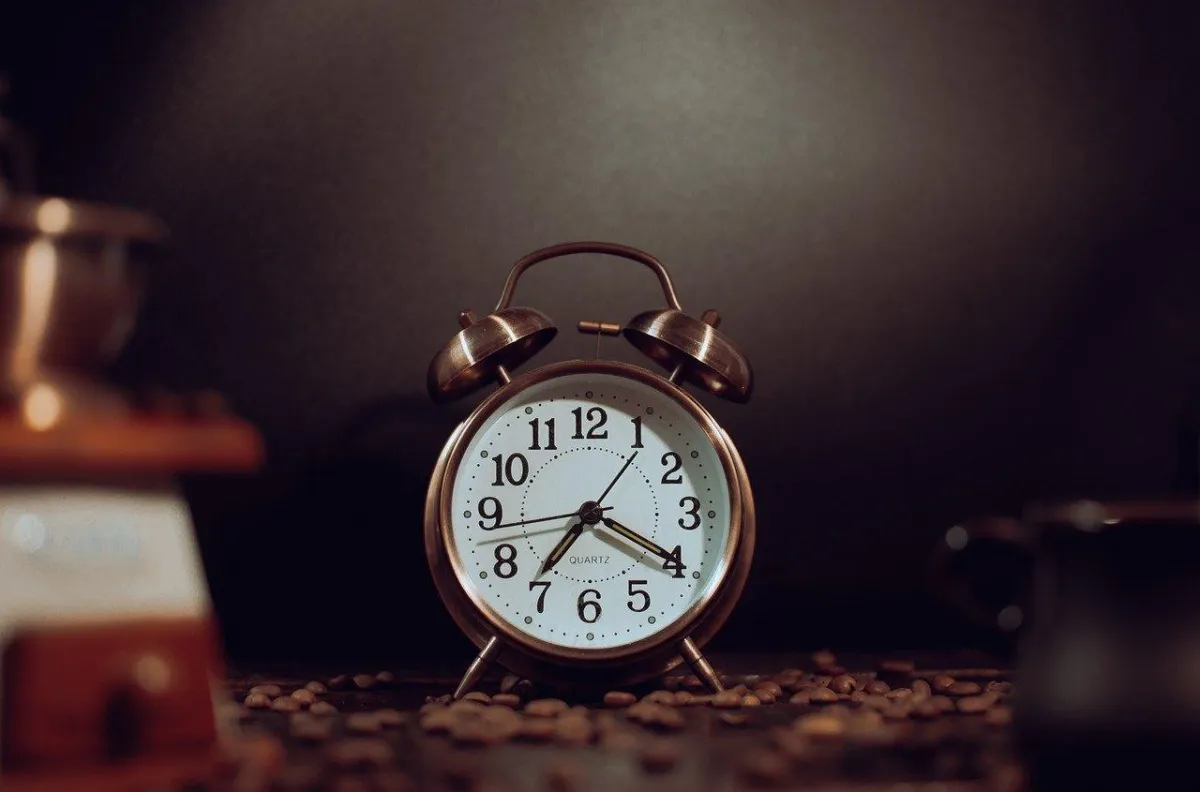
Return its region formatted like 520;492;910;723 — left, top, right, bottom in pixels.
577;589;602;623
528;580;551;613
627;579;651;612
678;496;701;530
493;544;518;579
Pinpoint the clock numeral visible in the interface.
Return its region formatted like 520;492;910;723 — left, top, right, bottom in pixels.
678;496;701;530
493;544;518;579
571;407;609;439
528;418;557;451
662;545;687;579
478;497;503;530
529;580;551;613
661;452;683;484
577;588;602;623
491;453;529;486
630;416;644;448
627;579;650;612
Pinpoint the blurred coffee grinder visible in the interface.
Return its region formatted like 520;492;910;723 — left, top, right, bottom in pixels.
0;79;263;789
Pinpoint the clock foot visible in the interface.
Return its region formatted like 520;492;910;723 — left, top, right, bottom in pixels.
452;635;502;700
679;636;724;693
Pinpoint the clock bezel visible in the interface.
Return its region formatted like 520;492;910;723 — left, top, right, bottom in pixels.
424;359;755;688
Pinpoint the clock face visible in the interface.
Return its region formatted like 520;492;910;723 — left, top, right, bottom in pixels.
446;370;735;653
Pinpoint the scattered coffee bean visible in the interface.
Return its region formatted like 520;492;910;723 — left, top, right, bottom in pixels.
741;749;789;786
517;717;557;742
719;712;750;727
271;697;301;713
290;689;316;707
932;675;956;693
795;713;846;740
712;690;743;709
325;738;394;770
375;671;396;686
755;681;783;699
864;680;890;695
812;675;833;688
753;690;777;704
862;695;891;711
327;675;349;690
986;680;1014;695
930;695;956;712
244;692;272;709
289;715;332;743
809;688;839;705
685;694;714;706
554;716;594;746
673;691;694;705
352;674;377;690
421;708;455;734
345;713;382;734
604;691;637;708
249;684;282;698
743;693;763;707
525;698;569;717
877;658;915;675
812;649;837;668
651;707;686;731
886;688;913;700
643;690;676;706
682;674;705;690
946;681;982;697
638;739;682;773
309;701;338;716
882;704;912;720
546;762;581;792
957;694;997;714
985;705;1014;726
491;693;521;708
911;679;933;699
910;702;943;720
450;718;502;747
303;681;327;695
375;708;405;728
499;674;521;694
850;691;867;703
788;691;811;705
463;691;491;704
450;699;486;714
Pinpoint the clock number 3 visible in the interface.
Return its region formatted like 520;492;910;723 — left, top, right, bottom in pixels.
678;496;701;530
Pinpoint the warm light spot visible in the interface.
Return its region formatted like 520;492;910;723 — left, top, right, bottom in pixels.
945;525;968;550
34;199;72;234
9;239;58;382
997;605;1023;631
133;654;173;694
21;383;63;431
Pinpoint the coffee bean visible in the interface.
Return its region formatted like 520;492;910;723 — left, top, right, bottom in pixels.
712;690;743;709
743;693;763;707
910;702;943;720
685;694;714;706
788;691;811;705
553;716;594;746
812;675;833;688
740;749;789;787
638;739;681;773
499;674;521;694
985;680;1014;695
249;684;282;698
882;703;912;720
850;691;867;703
957;694;997;714
290;689;316;707
862;695;891;711
930;695;956;712
809;688;839;705
345;713;382;734
651;707;686;731
450;699;486;714
375;671;396;686
932;675;956;693
795;713;846;740
682;674;705;691
876;658;915;675
567;705;590;718
525;698;569;717
945;681;982;697
327;675;349;690
463;691;491;704
517;718;557;742
325;738;394;770
812;650;837;668
375;708;405;728
753;690;777;705
864;680;890;695
289;715;332;743
604;691;637;708
642;690;676;705
985;705;1014;726
244;692;272;709
303;681;327;695
911;679;933;699
426;693;453;705
885;688;913;700
352;674;377;690
309;701;338;716
450;718;502;746
719;711;750;727
546;762;581;792
491;693;521;708
421;710;457;734
271;697;301;713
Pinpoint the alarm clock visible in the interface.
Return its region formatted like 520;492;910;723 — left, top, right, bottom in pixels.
424;242;756;698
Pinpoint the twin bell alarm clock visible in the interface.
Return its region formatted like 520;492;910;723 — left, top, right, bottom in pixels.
423;242;756;698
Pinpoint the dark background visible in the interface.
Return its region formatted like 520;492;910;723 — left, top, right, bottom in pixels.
3;1;1198;669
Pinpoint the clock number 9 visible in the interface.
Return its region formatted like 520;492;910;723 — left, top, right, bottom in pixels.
577;589;602;623
493;544;518;578
477;497;503;530
678;496;701;530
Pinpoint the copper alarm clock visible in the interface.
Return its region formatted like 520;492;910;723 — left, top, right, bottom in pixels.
424;242;755;698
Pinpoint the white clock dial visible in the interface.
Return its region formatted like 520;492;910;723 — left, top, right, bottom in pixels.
447;371;733;652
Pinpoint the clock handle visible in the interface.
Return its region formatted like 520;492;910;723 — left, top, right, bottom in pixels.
494;241;684;312
452;635;503;700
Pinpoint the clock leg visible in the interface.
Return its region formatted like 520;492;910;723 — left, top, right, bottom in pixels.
452;636;502;700
679;636;724;693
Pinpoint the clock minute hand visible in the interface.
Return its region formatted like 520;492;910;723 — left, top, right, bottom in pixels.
601;517;672;562
539;522;584;575
595;451;638;506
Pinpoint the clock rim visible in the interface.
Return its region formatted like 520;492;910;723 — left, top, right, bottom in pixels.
424;359;754;683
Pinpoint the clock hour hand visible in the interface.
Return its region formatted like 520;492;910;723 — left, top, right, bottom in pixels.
601;517;672;562
539;522;584;575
